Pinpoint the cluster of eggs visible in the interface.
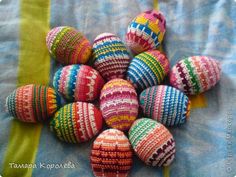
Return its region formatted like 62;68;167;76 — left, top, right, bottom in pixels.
5;9;221;177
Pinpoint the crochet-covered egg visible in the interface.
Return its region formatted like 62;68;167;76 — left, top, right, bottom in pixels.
53;64;104;102
46;26;92;65
6;84;61;123
126;10;166;55
92;33;130;81
50;102;103;143
100;79;138;131
90;129;133;177
169;56;221;95
129;118;175;167
126;50;169;92
140;85;191;126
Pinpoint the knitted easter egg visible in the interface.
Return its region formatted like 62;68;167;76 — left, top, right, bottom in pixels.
169;56;221;95
92;33;130;80
126;10;166;55
129;118;175;167
90;129;133;177
50;102;103;143
6;84;61;123
53;64;104;102
126;50;169;92
100;79;139;131
46;26;92;65
139;85;191;126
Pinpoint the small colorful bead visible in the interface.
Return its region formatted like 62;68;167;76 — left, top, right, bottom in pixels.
6;84;61;123
169;56;221;95
46;26;92;65
53;64;104;102
140;85;191;126
129;118;175;167
100;79;139;131
90;129;133;177
92;33;130;80
126;10;166;55
50;102;103;143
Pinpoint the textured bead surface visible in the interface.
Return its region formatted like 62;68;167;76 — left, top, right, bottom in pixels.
6;84;61;123
100;79;139;131
92;33;130;81
169;56;221;95
50;102;103;143
46;26;92;65
140;85;191;126
126;50;169;92
90;129;133;177
53;64;104;102
129;118;175;167
126;10;166;55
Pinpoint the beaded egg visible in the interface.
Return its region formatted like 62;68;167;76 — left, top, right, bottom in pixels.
92;33;130;81
126;10;166;55
139;85;191;126
6;84;61;123
90;129;133;177
46;26;92;65
100;79;138;131
50;102;103;143
169;56;221;95
126;50;169;92
129;118;175;167
53;64;104;102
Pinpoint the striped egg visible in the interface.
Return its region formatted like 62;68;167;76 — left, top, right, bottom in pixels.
169;56;221;95
53;64;104;102
90;129;133;177
92;33;130;81
139;85;191;126
129;118;175;167
46;26;92;65
50;102;103;143
100;79;139;131
126;50;169;92
6;84;61;123
126;10;166;55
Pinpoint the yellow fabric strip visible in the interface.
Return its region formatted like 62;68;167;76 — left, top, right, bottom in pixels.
189;93;207;108
163;166;170;177
2;0;50;177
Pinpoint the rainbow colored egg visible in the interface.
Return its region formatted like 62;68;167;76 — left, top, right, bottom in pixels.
140;85;191;126
169;56;221;95
50;102;103;143
6;84;61;123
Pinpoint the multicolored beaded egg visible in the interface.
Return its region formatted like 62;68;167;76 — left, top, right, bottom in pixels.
92;33;130;81
126;50;169;92
50;102;103;143
139;85;191;126
169;56;221;95
100;79;139;131
46;26;92;65
53;64;104;102
129;118;175;167
126;10;166;55
90;129;133;177
6;84;61;123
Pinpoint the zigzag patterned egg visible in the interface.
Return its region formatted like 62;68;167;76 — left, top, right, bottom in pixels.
46;26;92;65
139;85;191;126
92;33;131;81
126;10;166;55
53;64;104;102
126;50;169;92
50;102;103;143
169;56;221;95
6;84;61;123
90;129;133;177
129;118;175;167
